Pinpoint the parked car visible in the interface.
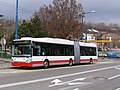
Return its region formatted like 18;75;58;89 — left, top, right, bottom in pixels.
107;52;120;58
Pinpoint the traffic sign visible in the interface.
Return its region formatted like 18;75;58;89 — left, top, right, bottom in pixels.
1;37;6;45
1;37;6;50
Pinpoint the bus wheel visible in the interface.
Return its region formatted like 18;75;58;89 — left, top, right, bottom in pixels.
89;58;93;64
69;59;73;66
43;60;49;69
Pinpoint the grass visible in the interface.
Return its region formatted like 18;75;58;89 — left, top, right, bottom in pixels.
99;51;108;54
0;53;11;59
114;51;120;55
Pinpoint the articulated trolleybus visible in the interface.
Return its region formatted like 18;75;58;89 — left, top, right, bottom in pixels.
12;37;98;68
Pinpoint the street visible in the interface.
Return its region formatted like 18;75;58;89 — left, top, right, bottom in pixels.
0;58;120;90
0;0;120;90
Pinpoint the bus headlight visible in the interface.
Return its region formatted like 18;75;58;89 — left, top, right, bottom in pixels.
12;57;16;62
26;58;31;63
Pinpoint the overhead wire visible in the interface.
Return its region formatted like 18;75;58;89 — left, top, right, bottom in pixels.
0;1;34;14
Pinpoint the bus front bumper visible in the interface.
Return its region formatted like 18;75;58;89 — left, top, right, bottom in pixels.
11;61;44;67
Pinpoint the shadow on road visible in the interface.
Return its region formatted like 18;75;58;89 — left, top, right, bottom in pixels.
10;63;95;70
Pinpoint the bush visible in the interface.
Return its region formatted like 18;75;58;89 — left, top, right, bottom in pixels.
0;53;11;59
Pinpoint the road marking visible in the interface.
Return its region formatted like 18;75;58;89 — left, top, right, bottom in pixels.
74;78;86;81
68;82;91;85
108;74;120;80
115;67;120;70
0;65;120;88
51;79;62;85
116;88;120;90
49;78;87;87
73;88;79;90
57;83;90;90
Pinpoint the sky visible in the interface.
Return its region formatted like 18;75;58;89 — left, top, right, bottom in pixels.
0;0;120;24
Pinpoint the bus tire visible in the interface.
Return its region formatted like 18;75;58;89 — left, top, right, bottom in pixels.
43;60;49;69
69;59;73;66
89;58;93;64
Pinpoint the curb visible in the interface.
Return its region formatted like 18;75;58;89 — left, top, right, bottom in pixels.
0;58;11;63
0;63;11;70
98;57;110;61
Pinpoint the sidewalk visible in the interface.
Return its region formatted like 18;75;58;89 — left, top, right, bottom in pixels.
98;57;111;62
0;58;11;63
0;58;11;69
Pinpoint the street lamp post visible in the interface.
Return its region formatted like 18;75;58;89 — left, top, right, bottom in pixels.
81;14;84;40
81;10;95;41
15;0;18;39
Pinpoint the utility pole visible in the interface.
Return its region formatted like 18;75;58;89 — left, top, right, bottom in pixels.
15;0;18;39
0;14;4;58
80;10;95;41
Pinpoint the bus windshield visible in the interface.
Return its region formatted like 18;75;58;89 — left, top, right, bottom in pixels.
12;44;31;57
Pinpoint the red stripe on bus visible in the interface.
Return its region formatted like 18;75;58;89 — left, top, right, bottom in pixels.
49;60;69;64
11;59;98;67
80;59;98;62
80;59;90;62
12;62;32;67
11;61;44;67
11;60;69;67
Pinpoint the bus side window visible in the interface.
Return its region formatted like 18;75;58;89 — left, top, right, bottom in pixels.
33;45;41;56
42;51;45;55
69;49;73;56
42;49;46;56
33;48;38;56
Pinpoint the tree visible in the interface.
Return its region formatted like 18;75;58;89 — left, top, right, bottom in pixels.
0;19;15;47
18;15;48;38
0;19;15;39
34;0;84;39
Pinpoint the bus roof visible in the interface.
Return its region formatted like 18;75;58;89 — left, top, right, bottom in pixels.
14;37;73;45
79;42;97;47
14;37;97;47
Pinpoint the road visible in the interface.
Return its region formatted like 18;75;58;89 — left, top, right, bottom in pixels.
0;59;120;90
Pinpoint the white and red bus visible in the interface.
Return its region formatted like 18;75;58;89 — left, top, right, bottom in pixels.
11;37;98;68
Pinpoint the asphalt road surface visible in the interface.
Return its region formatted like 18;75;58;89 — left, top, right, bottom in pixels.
0;59;120;90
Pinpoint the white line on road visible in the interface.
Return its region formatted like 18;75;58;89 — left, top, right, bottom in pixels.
49;78;87;87
57;83;91;90
0;65;120;89
116;88;120;90
68;82;92;86
108;74;120;80
73;88;79;90
58;84;84;90
115;67;120;70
